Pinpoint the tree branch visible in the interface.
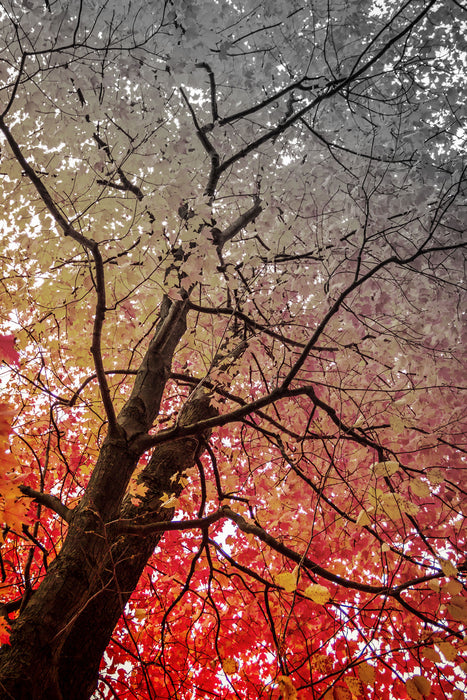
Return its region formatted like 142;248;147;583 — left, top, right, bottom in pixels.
188;302;307;348
115;501;462;635
179;85;220;198
194;0;439;194
110;508;224;536
93;132;144;200
0;117;119;434
221;506;463;639
117;295;190;440
214;197;263;252
19;486;72;523
133;233;467;455
195;63;218;122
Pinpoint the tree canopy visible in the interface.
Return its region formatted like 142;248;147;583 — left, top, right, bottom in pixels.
0;0;466;698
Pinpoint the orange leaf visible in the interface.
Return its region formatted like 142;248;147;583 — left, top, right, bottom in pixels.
405;675;431;699
334;685;352;700
277;675;298;700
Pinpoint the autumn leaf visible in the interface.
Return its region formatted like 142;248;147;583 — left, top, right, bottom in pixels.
128;481;148;501
437;641;457;662
410;479;431;498
303;584;331;605
443;580;463;596
0;489;29;532
160;493;179;509
345;676;365;697
221;658;238;675
389;414;404;434
355;509;371;527
0;335;19;366
277;675;298;700
0;404;15;439
372;461;399;478
333;685;352;700
452;691;464;700
275;567;299;593
311;654;333;675
439;558;459;578
405;675;431;699
358;662;375;685
421;647;441;664
447;596;467;622
426;468;445;485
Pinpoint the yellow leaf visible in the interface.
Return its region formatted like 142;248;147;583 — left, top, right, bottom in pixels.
277;675;298;700
134;608;146;620
129;481;148;499
334;687;352;700
275;570;298;593
355;509;370;527
368;486;383;508
222;658;238;675
358;662;375;685
303;584;330;605
405;675;431;699
437;641;457;662
379;492;402;520
170;471;189;487
447;596;467;622
373;460;399;477
427;468;444;485
452;690;464;700
439;558;459;578
160;493;179;508
400;497;419;516
389;414;405;434
410;479;431;498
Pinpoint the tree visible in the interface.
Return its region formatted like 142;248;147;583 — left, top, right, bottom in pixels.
0;0;465;697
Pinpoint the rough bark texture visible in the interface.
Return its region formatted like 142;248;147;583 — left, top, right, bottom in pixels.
0;299;214;700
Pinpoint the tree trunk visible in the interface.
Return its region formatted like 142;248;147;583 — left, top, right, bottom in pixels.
0;299;214;699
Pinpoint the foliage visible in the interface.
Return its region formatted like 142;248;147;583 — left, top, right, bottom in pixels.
0;0;466;698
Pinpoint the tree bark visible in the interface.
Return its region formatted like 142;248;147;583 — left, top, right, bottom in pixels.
0;299;214;700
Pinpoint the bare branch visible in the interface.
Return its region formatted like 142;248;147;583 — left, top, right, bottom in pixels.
197;0;439;193
179;85;220;197
195;62;218;122
213;197;263;251
187;302;307;348
93;132;144;200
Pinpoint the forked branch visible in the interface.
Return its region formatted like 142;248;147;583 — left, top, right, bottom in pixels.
0;117;118;434
19;486;72;523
